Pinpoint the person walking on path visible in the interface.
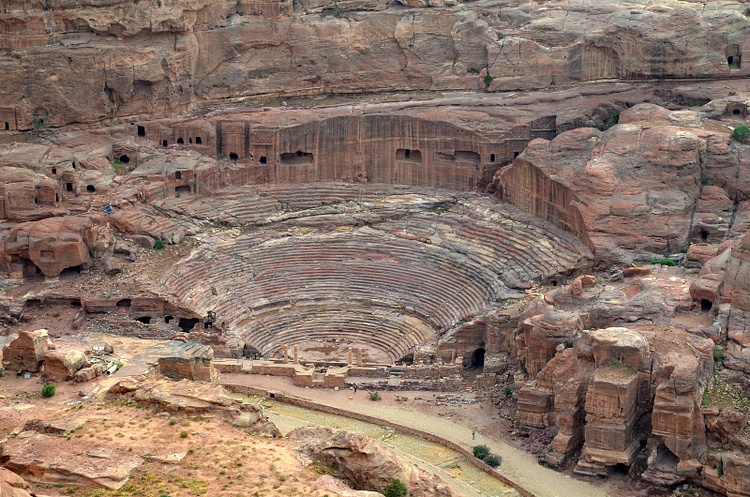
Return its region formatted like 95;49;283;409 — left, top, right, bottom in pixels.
353;383;358;394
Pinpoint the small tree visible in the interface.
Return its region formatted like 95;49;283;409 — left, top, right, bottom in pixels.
472;444;491;460
154;239;166;250
41;383;56;398
732;125;750;142
383;478;408;497
484;454;501;468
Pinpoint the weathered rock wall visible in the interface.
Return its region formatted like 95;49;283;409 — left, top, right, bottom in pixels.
1;0;750;128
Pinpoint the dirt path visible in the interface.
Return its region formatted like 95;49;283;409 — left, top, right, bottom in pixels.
222;373;612;497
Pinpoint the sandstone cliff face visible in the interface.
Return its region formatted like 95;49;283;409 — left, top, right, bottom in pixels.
497;105;738;263
0;0;749;128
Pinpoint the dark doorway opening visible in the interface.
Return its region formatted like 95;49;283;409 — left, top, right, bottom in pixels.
259;156;267;164
701;230;708;242
243;344;260;359
701;299;713;312
116;299;131;309
175;185;191;195
59;265;82;278
162;140;168;147
51;167;57;174
65;183;73;192
70;299;82;308
175;171;182;180
119;155;130;164
178;317;200;332
137;125;145;137
514;151;520;158
195;137;202;145
136;316;152;324
164;315;175;324
4;122;9;130
229;152;239;161
470;348;486;369
490;153;496;162
86;185;96;193
177;137;184;144
734;109;742;116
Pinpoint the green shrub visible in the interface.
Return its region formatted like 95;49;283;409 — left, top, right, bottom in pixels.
484;454;501;468
472;444;491;460
41;384;56;398
649;258;675;266
483;73;494;87
714;344;725;363
383;478;408;497
503;386;512;397
369;391;381;401
732;125;750;142
600;111;619;131
32;116;48;130
0;367;5;377
154;239;166;250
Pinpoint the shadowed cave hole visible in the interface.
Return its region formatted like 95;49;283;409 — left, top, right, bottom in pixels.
164;315;174;324
701;299;713;312
175;171;182;180
700;230;708;242
178;317;200;332
195;136;202;144
136;316;151;324
119;155;129;164
177;137;184;144
116;299;131;309
470;348;485;369
137;125;145;137
229;152;239;161
86;185;96;193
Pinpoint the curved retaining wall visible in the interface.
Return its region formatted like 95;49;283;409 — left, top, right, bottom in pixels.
223;382;534;497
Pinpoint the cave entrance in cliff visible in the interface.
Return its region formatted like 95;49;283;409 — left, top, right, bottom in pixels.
59;265;82;279
86;185;96;193
119;155;130;164
165;315;174;324
116;299;131;310
195;137;202;145
136;316;151;324
229;153;239;161
65;183;73;192
469;348;485;369
178;317;200;332
177;138;184;145
137;126;145;137
726;45;742;69
701;299;713;312
175;185;191;196
24;262;43;279
700;230;709;242
4;122;9;130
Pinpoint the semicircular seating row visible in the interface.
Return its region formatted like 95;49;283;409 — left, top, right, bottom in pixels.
164;186;589;361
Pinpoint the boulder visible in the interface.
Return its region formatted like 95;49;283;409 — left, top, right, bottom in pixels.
0;467;34;497
157;342;217;381
2;329;52;373
101;256;122;275
289;427;458;497
44;349;87;380
74;363;104;383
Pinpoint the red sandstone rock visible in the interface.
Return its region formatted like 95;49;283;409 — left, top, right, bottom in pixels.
0;467;34;497
2;329;52;373
44;348;87;381
0;216;106;278
498;110;709;263
74;363;104;383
